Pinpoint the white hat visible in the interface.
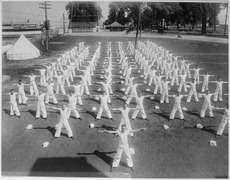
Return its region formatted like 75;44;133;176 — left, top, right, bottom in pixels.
121;81;125;84
97;88;101;92
42;142;49;148
209;140;217;147
92;107;97;111
146;88;151;92
138;70;141;73
122;96;127;100
143;81;147;84
121;88;125;92
26;124;33;129
196;123;203;129
95;96;100;100
182;107;187;111
140;75;144;78
89;123;95;128
129;148;135;154
119;70;122;73
163;125;169;129
154;106;160;110
150;96;154;100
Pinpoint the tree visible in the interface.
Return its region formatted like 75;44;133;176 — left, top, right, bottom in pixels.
65;2;102;22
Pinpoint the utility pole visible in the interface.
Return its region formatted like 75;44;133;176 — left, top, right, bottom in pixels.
39;1;51;52
135;6;141;50
63;13;65;35
224;5;228;36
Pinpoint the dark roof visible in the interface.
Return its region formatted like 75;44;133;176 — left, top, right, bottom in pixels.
69;22;97;28
106;21;125;28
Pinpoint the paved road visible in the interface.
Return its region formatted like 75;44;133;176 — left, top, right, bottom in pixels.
65;31;228;44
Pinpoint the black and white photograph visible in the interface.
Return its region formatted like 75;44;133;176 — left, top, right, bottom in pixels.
1;0;228;178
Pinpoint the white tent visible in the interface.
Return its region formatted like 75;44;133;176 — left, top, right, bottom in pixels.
2;44;13;54
6;34;40;60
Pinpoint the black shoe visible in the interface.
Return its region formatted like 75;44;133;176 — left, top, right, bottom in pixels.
70;136;75;140
19;103;22;105
18;116;21;119
130;167;134;172
144;118;149;121
131;118;135;120
36;117;39;119
131;136;135;139
215;134;220;138
181;119;186;121
169;118;173;121
23;104;27;106
95;118;100;122
110;118;114;121
43;117;47;120
110;167;113;172
78;117;82;121
109;103;112;106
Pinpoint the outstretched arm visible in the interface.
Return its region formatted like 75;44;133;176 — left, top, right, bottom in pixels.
47;106;61;111
98;130;118;134
129;128;147;133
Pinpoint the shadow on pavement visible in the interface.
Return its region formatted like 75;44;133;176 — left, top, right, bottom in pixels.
29;156;107;177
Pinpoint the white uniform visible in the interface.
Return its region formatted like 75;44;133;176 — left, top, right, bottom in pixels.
132;96;147;119
213;81;226;102
36;93;47;118
80;75;90;95
178;75;188;93
55;107;73;138
100;82;111;104
186;81;199;102
169;95;184;120
117;108;133;136
45;83;58;104
73;84;83;105
112;129;133;168
39;69;47;86
55;75;66;95
126;84;139;105
67;94;80;118
62;69;71;86
171;68;179;86
193;68;202;82
217;108;229;135
17;84;28;104
160;81;170;103
28;75;38;95
154;76;164;94
10;92;20;116
200;94;214;118
125;77;135;95
96;95;112;119
201;74;212;92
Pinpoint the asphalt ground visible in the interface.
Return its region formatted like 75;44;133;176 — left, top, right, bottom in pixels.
1;34;229;178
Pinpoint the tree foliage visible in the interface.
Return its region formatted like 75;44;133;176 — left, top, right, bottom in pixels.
65;2;102;22
105;2;223;34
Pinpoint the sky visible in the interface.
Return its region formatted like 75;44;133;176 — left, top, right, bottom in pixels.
2;1;228;27
2;1;110;27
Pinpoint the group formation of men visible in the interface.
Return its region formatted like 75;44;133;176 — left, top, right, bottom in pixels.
7;40;228;172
